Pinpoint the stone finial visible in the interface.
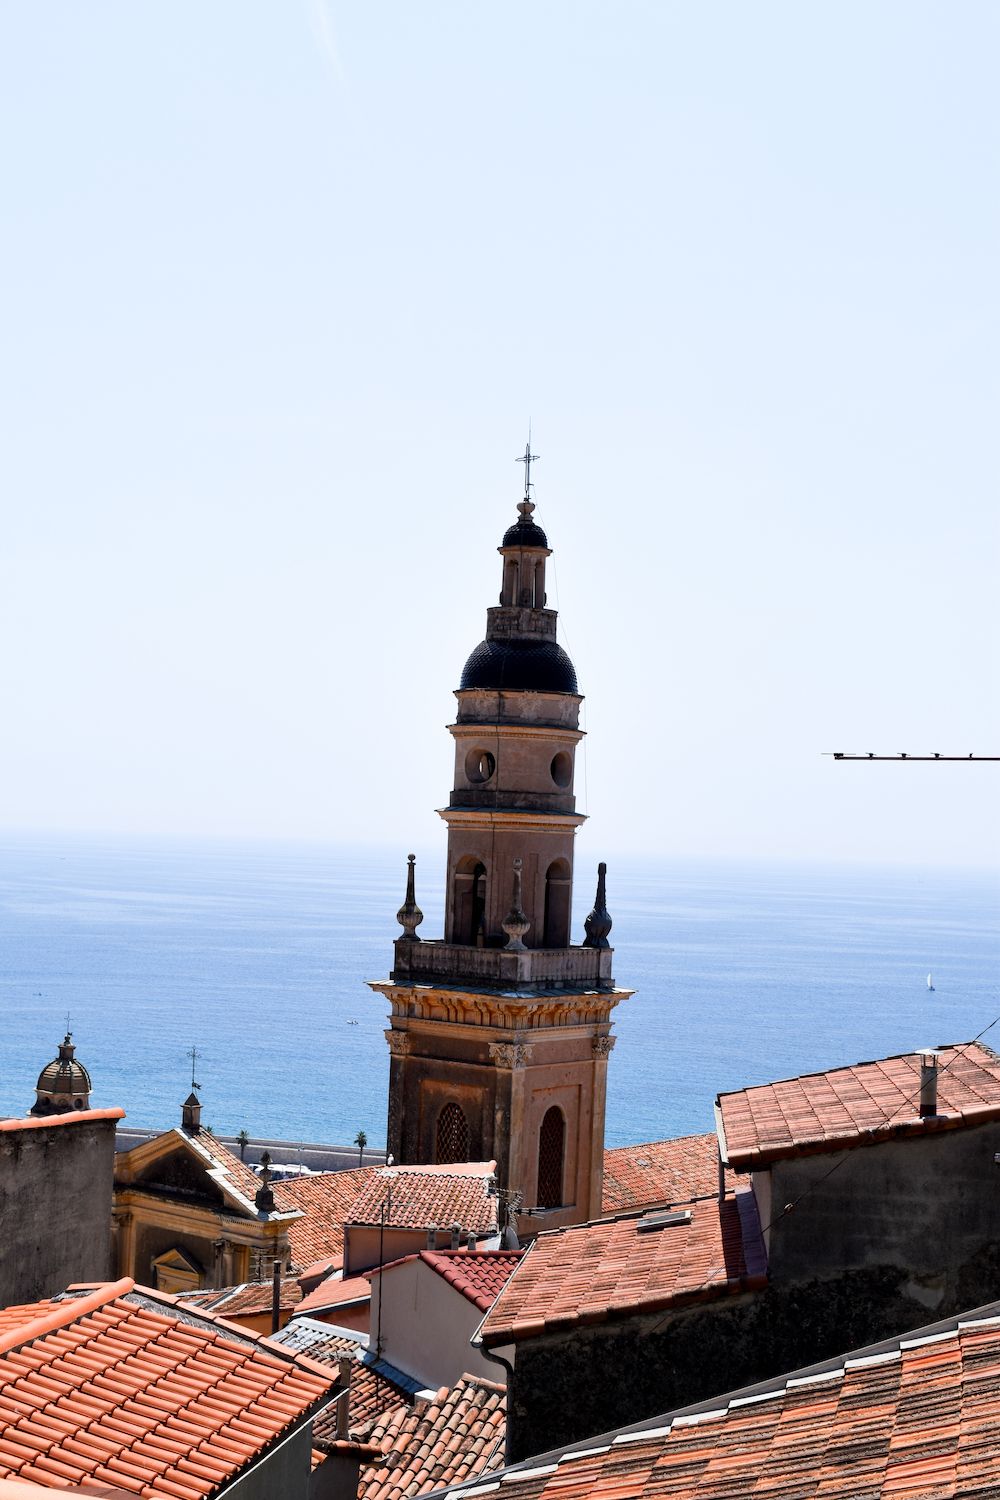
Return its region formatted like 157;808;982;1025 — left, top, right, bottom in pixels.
255;1149;275;1214
501;858;530;951
583;862;613;949
396;853;424;943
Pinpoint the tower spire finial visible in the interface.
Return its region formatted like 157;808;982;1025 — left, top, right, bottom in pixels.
396;853;424;943
516;429;539;517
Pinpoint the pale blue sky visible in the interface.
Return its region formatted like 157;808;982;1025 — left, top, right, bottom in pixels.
1;2;997;866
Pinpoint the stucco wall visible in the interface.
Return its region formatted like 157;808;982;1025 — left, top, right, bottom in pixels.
764;1118;1000;1298
505;1122;1000;1461
0;1114;118;1304
371;1259;500;1389
218;1419;315;1500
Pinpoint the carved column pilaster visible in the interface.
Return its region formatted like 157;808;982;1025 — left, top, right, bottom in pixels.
488;1041;533;1069
385;1029;411;1163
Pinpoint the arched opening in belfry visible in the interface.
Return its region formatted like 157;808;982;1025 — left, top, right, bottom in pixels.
502;559;519;606
543;859;572;947
537;1106;565;1209
436;1102;470;1165
533;557;546;605
453;857;488;946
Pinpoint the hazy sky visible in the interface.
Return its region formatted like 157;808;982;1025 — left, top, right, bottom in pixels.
2;2;997;867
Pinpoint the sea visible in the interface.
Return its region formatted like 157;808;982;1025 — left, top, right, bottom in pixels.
1;833;998;1151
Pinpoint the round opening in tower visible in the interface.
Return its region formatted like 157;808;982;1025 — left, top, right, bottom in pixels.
465;748;497;784
550;751;573;788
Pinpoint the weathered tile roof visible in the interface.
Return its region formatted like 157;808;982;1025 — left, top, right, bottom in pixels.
297;1273;371;1316
602;1133;734;1213
718;1041;1000;1170
0;1109;125;1134
480;1192;766;1348
344;1168;498;1237
0;1279;335;1499
358;1375;506;1500
184;1130;265;1205
271;1319;417;1444
408;1252;523;1314
274;1167;381;1270
434;1303;1000;1500
174;1279;302;1318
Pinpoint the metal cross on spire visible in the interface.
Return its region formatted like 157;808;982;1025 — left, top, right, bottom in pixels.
64;1011;72;1038
516;433;539;500
188;1044;202;1092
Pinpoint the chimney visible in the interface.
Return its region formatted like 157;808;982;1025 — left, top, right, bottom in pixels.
450;1223;462;1251
919;1051;939;1117
255;1150;275;1214
181;1092;201;1135
466;1231;477;1252
426;1224;438;1250
336;1356;352;1439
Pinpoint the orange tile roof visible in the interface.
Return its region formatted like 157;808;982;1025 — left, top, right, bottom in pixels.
345;1168;498;1237
0;1279;335;1499
270;1320;417;1444
718;1041;1000;1170
434;1305;1000;1500
0;1109;125;1134
273;1167;380;1270
602;1133;735;1213
405;1252;523;1314
297;1275;371;1316
358;1375;505;1500
187;1130;268;1205
480;1192;767;1348
175;1279;302;1318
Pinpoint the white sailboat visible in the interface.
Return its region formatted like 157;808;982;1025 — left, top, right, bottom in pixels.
927;973;935;992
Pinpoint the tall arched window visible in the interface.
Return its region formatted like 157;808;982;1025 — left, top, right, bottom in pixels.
537;1106;565;1208
452;857;488;946
436;1102;470;1165
543;860;571;947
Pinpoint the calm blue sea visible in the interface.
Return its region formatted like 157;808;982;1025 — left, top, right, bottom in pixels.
1;834;997;1150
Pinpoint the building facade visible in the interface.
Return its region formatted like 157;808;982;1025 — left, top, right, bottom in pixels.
371;484;632;1229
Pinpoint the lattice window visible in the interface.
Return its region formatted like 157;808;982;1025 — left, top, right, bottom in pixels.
537;1106;565;1208
436;1102;470;1165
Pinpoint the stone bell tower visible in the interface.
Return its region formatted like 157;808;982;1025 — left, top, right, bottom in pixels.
370;460;632;1230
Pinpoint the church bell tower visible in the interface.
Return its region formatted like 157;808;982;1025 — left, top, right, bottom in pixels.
370;455;632;1229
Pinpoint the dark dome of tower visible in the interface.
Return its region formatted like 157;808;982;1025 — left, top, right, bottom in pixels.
501;517;548;549
459;637;578;694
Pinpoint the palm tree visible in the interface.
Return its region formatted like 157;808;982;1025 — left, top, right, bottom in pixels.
236;1129;250;1161
353;1130;368;1167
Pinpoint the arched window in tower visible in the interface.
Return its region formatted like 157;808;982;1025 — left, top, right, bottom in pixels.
502;559;519;607
436;1102;470;1165
537;1106;565;1209
543;859;572;947
452;857;488;946
533;558;546;605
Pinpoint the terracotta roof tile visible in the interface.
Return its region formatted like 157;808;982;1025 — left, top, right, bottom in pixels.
297;1275;371;1315
481;1192;766;1348
436;1307;1000;1500
718;1042;1000;1170
273;1168;381;1270
602;1133;735;1213
408;1252;523;1314
174;1280;302;1318
0;1282;334;1498
344;1168;499;1237
357;1375;506;1500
